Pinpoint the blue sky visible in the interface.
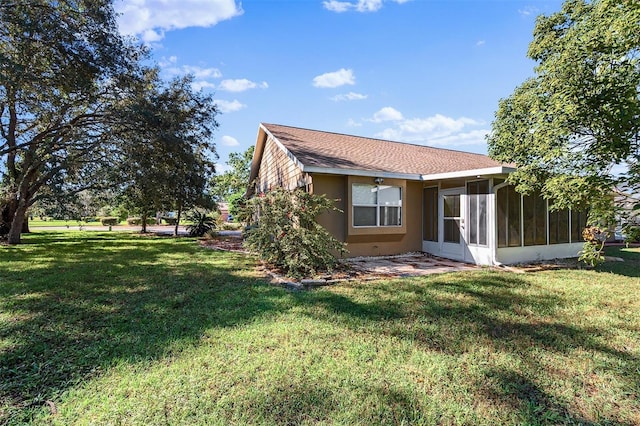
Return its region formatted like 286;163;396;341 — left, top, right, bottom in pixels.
115;0;564;173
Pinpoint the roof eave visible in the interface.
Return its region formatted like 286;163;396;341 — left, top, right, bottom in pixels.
420;166;517;181
302;165;422;181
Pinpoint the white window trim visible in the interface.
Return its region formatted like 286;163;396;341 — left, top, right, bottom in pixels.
352;184;403;228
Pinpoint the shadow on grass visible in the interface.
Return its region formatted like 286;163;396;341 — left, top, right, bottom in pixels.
0;232;287;422
1;233;638;424
291;272;639;424
599;246;640;277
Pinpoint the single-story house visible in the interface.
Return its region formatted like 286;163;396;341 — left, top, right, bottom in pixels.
247;123;587;265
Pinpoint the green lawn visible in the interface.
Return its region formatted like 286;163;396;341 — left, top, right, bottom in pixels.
1;233;638;425
27;220;106;227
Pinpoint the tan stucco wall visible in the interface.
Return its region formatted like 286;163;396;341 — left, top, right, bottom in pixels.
312;174;422;257
312;174;346;242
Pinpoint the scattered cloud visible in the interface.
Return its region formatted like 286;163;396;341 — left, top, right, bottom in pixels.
323;0;408;13
191;81;216;91
158;56;178;67
313;68;355;88
347;118;363;127
476;40;485;47
218;79;268;92
371;107;404;122
215;162;232;173
116;0;243;41
221;135;240;147
371;109;488;147
331;92;368;102
215;99;247;113
518;6;539;16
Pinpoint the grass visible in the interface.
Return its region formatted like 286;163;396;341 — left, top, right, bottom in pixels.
1;233;639;425
27;219;105;227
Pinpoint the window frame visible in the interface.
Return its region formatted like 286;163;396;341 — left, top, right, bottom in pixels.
352;183;402;228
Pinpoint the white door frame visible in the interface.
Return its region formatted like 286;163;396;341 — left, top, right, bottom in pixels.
440;187;466;260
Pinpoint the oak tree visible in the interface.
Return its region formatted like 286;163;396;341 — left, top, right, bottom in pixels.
488;0;640;224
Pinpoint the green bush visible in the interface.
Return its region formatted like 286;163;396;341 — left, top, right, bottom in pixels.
100;217;119;226
623;225;640;243
126;217;142;225
162;217;177;225
244;189;347;279
578;226;608;267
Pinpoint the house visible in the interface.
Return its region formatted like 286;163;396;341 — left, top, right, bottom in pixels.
247;123;587;265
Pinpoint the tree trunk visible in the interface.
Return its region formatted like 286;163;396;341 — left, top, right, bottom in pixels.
22;216;30;233
7;199;28;244
141;213;148;233
174;205;182;236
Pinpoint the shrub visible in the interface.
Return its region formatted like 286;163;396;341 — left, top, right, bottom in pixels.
100;217;119;226
162;217;177;225
186;211;217;237
127;217;142;225
624;225;640;244
244;189;347;279
578;226;608;267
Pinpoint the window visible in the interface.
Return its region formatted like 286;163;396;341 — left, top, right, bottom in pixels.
498;184;585;248
423;187;438;241
571;210;588;242
497;185;521;248
549;205;570;244
353;184;401;227
523;192;547;246
467;180;489;246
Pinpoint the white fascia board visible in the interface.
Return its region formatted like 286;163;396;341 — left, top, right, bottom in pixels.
421;166;516;181
302;166;422;181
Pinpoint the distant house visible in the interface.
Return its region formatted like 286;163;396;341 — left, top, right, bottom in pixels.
247;123;587;265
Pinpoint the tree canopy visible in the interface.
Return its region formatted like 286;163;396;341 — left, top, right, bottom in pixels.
0;1;219;243
209;145;254;203
488;0;640;224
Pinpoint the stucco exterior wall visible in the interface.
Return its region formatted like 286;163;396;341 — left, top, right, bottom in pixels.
313;173;422;257
312;174;346;242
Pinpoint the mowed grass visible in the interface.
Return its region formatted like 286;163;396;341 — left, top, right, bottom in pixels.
1;233;639;425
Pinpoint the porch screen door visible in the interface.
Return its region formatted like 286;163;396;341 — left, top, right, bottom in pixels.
441;189;465;259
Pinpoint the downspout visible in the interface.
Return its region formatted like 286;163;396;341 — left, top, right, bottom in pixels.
492;180;510;266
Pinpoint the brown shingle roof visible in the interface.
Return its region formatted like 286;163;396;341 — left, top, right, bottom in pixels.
262;123;509;178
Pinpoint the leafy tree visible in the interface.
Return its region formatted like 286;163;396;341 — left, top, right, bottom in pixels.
0;0;144;243
210;145;254;204
488;0;640;224
113;72;218;234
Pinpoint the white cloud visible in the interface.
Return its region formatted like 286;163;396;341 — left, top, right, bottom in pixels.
331;92;368;102
182;65;223;79
215;99;247;113
313;68;355;88
218;79;268;92
371;107;404;122
518;6;539;16
159;56;178;67
163;64;222;79
371;109;488;147
476;40;486;47
323;0;408;13
215;162;232;173
191;81;216;91
347;118;362;127
116;0;243;41
221;135;240;147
